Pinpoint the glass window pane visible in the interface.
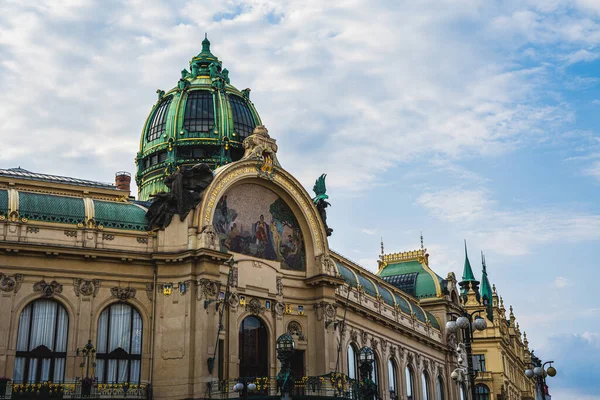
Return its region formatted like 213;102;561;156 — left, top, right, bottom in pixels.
348;346;356;379
183;91;214;134
230;95;256;139
388;360;396;392
436;377;444;400
421;372;429;400
405;367;413;398
147;97;173;141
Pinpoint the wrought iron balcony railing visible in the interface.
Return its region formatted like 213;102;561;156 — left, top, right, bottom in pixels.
206;373;358;400
0;381;150;399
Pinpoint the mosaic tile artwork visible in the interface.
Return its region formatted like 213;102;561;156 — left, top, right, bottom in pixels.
213;184;306;271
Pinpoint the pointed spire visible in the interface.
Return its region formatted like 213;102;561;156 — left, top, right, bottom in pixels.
380;237;384;259
459;240;480;301
462;240;476;281
420;231;424;250
480;251;493;321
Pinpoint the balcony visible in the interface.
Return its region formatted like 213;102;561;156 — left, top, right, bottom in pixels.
206;373;358;400
0;381;150;399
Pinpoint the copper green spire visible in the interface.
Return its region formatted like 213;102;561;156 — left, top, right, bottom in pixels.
462;240;476;281
459;240;480;302
480;252;493;321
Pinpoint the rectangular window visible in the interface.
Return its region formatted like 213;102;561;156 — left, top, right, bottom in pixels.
473;354;486;372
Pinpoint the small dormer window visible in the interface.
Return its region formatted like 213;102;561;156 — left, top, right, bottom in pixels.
147;97;173;142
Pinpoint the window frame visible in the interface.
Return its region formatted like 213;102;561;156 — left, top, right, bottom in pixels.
146;97;173;142
95;302;143;384
14;299;69;383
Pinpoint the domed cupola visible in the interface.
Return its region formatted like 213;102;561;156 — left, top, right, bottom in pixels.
136;36;262;201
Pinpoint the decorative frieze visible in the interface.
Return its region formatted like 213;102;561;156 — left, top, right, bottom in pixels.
33;280;63;297
0;273;23;293
197;279;219;299
230;266;238;288
64;230;77;238
102;234;115;241
137;237;148;244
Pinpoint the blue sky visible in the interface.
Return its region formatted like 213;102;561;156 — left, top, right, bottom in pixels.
1;0;599;397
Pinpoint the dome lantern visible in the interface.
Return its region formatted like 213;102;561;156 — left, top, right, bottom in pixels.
136;36;262;201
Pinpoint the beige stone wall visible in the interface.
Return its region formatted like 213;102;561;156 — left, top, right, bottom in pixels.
0;166;462;400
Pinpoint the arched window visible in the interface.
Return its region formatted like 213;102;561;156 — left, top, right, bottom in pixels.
459;383;467;400
475;384;490;400
239;316;268;377
436;376;444;400
405;366;415;400
96;303;142;383
183;91;215;134
347;345;358;379
13;300;68;383
147;97;173;141
421;371;430;400
388;359;397;399
230;95;256;140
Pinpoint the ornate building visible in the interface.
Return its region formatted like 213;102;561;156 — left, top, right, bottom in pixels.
458;249;538;400
0;38;540;400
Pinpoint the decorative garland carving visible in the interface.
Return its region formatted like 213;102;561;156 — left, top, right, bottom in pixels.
146;283;154;301
314;301;337;321
276;276;283;296
228;292;240;310
110;287;136;301
197;279;219;299
274;301;285;318
350;329;358;343
73;278;100;297
0;273;23;293
287;321;306;341
246;298;264;315
371;338;379;351
230;267;238;288
361;330;368;346
33;280;63;297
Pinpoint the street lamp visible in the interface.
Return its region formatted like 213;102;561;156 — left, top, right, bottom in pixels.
356;346;377;400
233;379;257;400
524;352;556;400
276;333;295;400
447;309;487;400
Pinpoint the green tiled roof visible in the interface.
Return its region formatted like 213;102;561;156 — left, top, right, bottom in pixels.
335;261;358;287
0;190;8;216
356;273;377;297
19;192;85;225
408;299;427;323
377;284;395;306
394;293;412;315
94;201;148;231
426;311;440;329
379;260;441;299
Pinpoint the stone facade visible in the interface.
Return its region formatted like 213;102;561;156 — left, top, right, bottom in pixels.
0;159;467;400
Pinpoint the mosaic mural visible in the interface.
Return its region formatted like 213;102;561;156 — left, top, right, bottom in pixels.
213;184;306;271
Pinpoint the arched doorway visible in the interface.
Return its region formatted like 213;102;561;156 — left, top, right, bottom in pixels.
239;316;269;377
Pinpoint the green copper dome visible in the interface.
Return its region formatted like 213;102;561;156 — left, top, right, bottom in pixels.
136;36;262;201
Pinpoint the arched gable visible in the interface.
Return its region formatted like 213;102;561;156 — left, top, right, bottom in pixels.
196;160;329;274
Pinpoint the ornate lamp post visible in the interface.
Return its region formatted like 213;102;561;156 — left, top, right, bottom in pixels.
276;333;296;400
76;340;96;396
446;310;487;400
524;352;556;400
356;346;377;400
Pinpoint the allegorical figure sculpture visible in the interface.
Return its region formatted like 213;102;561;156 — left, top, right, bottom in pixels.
312;174;333;236
146;163;214;229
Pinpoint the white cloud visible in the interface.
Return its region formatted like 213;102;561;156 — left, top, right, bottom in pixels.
553;276;571;288
417;187;600;255
563;49;600;65
360;228;377;235
0;0;584;192
593;99;600;105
